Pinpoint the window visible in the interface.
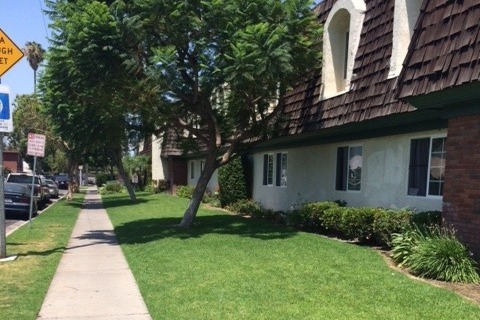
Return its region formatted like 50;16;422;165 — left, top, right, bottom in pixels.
322;0;366;98
276;153;287;187
190;161;195;180
408;137;446;196
336;146;363;191
200;160;205;173
263;154;274;186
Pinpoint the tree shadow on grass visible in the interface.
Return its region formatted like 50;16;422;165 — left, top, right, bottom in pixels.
114;214;299;244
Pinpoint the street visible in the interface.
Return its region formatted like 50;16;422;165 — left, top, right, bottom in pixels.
5;189;67;236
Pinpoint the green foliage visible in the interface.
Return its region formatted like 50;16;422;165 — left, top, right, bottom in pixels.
372;208;413;245
218;157;247;206
96;173;115;187
288;202;414;246
287;201;340;230
411;210;442;228
392;226;480;283
99;181;125;194
226;199;262;217
176;185;195;199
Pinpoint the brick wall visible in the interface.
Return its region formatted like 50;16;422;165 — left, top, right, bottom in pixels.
443;114;480;261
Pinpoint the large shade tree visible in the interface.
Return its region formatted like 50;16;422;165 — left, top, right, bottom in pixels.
41;0;159;201
135;0;323;227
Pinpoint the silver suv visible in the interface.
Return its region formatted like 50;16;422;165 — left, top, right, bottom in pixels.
6;173;49;208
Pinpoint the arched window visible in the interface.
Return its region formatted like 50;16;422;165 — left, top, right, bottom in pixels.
389;0;422;78
322;0;366;99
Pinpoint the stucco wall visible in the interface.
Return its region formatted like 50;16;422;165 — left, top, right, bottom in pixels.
187;159;219;193
151;136;168;181
252;129;446;212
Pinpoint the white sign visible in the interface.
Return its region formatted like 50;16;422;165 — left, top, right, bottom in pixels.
0;85;13;132
27;133;46;157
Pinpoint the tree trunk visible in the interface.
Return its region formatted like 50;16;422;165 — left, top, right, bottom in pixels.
179;156;217;228
108;148;136;202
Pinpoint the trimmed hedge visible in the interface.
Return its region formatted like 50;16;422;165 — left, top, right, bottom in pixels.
287;202;413;246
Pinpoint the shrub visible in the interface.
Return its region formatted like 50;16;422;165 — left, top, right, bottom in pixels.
99;181;124;194
226;199;262;217
176;185;195;199
372;208;413;246
339;207;378;241
218;157;247;207
202;192;221;207
392;226;480;283
391;228;422;267
287;201;340;231
411;210;442;228
96;173;114;187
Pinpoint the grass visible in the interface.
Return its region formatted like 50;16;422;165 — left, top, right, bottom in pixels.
0;193;84;320
103;192;480;320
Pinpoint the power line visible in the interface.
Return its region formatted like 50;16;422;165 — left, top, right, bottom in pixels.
38;0;50;40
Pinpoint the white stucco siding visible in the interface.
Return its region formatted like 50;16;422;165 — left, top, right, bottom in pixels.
187;159;219;193
252;129;446;212
151;135;169;181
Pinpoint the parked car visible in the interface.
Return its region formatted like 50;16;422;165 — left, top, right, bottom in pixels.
44;178;60;198
6;172;49;208
54;175;69;190
4;182;38;220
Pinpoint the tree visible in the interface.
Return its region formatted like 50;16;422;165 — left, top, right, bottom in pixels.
23;42;46;94
41;0;158;201
136;0;322;227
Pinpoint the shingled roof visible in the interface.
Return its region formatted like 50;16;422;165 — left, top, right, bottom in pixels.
162;0;420;156
275;0;414;139
397;0;480;99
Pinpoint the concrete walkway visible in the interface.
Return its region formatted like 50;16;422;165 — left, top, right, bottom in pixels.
37;187;152;320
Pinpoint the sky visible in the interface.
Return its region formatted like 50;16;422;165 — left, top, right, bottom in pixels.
0;0;51;99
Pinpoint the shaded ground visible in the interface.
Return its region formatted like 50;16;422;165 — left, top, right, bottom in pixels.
379;250;480;305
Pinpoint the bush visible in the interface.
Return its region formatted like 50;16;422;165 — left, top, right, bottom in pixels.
176;185;195;199
202;192;221;207
411;210;442;228
392;226;480;283
287;201;340;231
96;173;115;187
372;208;413;246
226;199;262;217
218;157;247;207
99;181;124;194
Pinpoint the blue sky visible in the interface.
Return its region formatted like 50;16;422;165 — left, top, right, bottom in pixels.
0;1;50;99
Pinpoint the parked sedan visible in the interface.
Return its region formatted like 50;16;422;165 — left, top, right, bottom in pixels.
54;175;69;190
4;182;38;220
44;178;59;198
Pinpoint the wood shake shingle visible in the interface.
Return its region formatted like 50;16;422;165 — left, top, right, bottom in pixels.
277;0;414;139
397;0;480;99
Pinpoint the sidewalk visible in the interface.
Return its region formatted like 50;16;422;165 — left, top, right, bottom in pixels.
37;187;152;320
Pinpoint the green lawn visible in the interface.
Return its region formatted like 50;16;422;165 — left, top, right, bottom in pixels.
104;192;480;320
0;194;84;320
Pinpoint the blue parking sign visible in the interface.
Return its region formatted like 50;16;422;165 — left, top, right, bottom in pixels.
0;91;10;120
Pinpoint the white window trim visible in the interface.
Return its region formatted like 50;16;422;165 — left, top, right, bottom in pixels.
426;134;446;198
406;134;447;199
279;152;288;188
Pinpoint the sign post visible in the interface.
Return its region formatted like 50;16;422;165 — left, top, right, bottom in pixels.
27;133;46;226
0;28;23;260
0;85;15;259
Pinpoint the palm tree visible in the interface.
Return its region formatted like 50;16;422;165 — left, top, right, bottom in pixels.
23;41;46;93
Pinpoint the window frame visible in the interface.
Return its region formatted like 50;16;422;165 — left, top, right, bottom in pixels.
190;161;195;180
276;152;288;187
407;135;446;198
336;145;363;192
263;154;274;186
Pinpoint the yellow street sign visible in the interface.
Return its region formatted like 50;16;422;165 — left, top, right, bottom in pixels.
0;28;24;77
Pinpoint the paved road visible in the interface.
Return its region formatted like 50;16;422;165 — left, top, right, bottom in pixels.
5;190;67;236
